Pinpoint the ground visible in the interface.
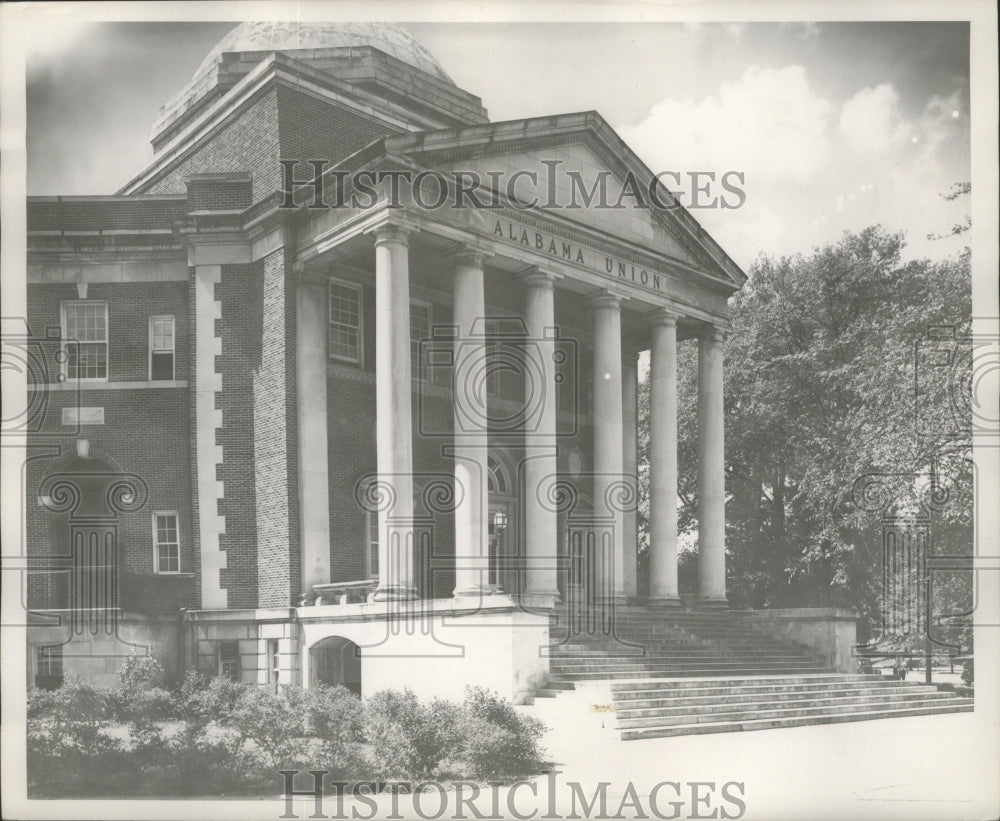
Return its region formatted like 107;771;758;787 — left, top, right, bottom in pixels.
527;689;998;821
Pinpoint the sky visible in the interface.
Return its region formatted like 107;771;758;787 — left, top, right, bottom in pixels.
24;19;972;269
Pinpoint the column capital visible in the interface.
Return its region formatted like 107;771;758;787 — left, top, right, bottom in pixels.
648;307;682;328
700;323;727;344
515;266;561;290
587;288;623;310
372;223;415;249
443;242;491;269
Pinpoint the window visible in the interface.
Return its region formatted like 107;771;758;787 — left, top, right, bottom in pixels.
328;280;362;364
267;639;280;691
365;510;379;578
410;301;431;381
149;315;175;381
61;301;108;380
35;645;64;689
487;455;510;496
153;512;180;573
218;640;240;680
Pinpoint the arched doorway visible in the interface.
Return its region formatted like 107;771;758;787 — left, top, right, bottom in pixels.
309;636;362;695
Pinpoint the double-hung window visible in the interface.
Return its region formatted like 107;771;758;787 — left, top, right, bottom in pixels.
218;640;240;680
153;512;180;574
61;301;108;380
409;301;432;382
328;280;362;365
149;315;175;380
365;510;379;578
35;645;64;689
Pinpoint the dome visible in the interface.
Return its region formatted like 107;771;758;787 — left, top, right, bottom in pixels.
194;21;454;85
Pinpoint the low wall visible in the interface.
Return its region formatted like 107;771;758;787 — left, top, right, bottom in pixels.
27;610;184;689
736;608;859;673
297;596;551;704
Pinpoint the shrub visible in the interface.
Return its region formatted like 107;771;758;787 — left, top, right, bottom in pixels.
108;653;173;723
27;674;119;759
365;689;461;779
304;685;368;777
219;684;311;769
27;675;129;796
961;659;974;686
458;687;546;780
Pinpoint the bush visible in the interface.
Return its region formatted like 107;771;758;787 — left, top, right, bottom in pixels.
27;675;129;796
458;687;546;780
961;659;974;686
28;674;551;795
219;683;312;769
27;674;119;759
304;685;368;777
108;654;173;723
365;689;461;779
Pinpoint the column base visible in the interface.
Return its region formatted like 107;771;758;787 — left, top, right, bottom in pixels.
519;591;561;609
452;585;501;599
695;597;730;609
643;596;683;608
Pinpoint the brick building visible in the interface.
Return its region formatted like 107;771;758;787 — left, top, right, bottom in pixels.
25;22;746;702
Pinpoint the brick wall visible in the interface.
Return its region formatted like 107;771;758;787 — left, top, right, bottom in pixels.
27;198;188;232
215;264;263;608
253;246;300;607
140;90;282;201
136;85;399;204
276;85;399;168
25;395;195;613
25;281;195;613
27;282;189;384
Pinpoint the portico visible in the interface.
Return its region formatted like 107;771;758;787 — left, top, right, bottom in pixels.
290;112;743;617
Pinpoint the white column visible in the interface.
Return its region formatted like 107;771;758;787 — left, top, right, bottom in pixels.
649;310;681;603
297;278;331;599
590;291;626;600
698;325;728;605
450;248;493;598
373;225;417;601
519;269;560;602
622;351;639;599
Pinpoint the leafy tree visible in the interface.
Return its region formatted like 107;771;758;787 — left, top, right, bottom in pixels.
638;225;973;643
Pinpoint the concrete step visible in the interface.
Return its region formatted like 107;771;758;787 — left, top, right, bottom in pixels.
607;674;884;691
549;656;827;673
551;666;833;678
550;658;829;669
612;681;933;706
618;700;975;739
615;690;955;722
549;652;821;662
617;696;966;729
552;667;837;680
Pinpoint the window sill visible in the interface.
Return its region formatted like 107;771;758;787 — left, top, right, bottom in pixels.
35;380;189;392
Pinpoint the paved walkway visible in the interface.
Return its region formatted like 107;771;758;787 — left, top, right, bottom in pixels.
528;686;999;820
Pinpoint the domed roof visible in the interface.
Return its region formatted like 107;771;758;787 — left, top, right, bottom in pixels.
194;21;453;84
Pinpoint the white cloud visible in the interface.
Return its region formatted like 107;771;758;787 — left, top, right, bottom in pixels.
614;69;967;269
619;65;833;184
838;83;915;154
616;65;834;266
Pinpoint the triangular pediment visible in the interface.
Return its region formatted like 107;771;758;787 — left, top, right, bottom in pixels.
388;112;746;290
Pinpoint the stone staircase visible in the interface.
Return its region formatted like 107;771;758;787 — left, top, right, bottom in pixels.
532;604;973;738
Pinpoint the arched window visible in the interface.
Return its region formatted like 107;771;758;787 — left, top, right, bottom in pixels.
487;455;510;496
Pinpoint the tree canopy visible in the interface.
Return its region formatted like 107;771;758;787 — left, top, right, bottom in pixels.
638;223;973;646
